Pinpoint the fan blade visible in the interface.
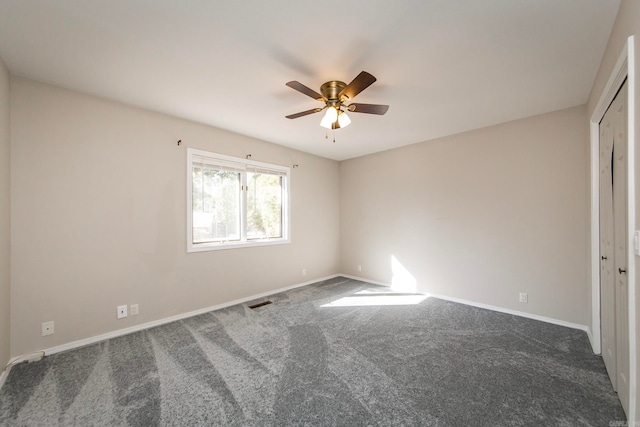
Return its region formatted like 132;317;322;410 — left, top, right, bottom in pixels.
286;81;326;101
348;103;389;115
285;108;323;119
339;71;377;101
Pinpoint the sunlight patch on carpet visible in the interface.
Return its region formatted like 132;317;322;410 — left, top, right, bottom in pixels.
321;290;429;307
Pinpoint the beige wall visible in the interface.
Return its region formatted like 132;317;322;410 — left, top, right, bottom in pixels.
0;58;10;367
10;78;340;356
340;105;589;325
587;0;640;420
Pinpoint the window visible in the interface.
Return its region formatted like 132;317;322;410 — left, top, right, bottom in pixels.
187;148;290;252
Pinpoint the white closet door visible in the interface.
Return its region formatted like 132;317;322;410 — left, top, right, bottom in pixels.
599;79;629;416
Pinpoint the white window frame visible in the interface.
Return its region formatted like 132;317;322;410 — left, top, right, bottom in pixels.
187;148;290;252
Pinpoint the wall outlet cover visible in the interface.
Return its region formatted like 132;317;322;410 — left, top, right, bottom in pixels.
41;321;54;336
117;305;128;319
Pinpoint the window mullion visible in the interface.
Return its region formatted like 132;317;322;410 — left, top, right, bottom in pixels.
240;171;248;243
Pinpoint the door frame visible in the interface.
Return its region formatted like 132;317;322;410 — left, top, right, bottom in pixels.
589;35;636;419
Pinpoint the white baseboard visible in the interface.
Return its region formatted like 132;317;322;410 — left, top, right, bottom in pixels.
41;274;340;357
340;274;390;288
586;327;600;354
342;274;590;333
3;272;592;391
432;293;589;332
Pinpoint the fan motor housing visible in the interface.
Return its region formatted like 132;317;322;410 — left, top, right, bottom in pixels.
320;81;347;101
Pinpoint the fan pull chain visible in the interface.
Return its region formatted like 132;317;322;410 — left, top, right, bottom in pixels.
323;130;336;143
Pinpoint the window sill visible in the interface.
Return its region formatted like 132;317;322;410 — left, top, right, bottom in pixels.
187;238;290;253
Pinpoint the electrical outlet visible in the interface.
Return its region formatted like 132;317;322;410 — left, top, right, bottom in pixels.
519;292;528;303
130;304;139;316
302;268;307;276
117;305;128;319
357;264;362;272
42;321;54;336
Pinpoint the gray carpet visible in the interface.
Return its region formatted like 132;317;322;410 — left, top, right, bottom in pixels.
0;277;626;426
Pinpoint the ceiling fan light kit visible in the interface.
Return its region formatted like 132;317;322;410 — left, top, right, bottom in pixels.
320;110;335;129
323;105;338;123
285;71;389;133
337;110;351;128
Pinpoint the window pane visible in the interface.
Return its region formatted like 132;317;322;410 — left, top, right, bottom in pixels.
246;171;283;240
192;166;240;243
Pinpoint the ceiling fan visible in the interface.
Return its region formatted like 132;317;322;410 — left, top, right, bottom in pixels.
285;71;389;130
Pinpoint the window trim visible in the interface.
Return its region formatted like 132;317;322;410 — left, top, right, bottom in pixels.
187;148;290;252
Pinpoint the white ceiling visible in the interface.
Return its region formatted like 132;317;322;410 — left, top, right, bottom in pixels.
0;1;620;161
